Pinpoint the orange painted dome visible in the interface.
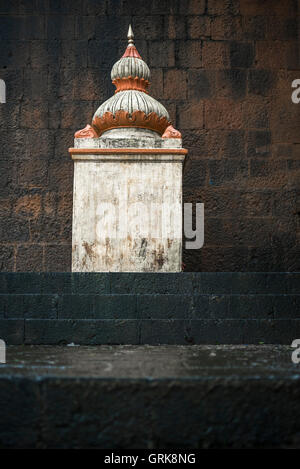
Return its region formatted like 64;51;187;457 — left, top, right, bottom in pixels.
92;25;170;136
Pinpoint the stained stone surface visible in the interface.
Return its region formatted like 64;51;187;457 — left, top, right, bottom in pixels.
71;128;186;272
1;345;300;448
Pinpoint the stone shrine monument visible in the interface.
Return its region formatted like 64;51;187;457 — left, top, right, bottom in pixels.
69;26;188;272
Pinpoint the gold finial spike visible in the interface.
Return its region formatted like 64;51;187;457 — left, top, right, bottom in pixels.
127;24;134;46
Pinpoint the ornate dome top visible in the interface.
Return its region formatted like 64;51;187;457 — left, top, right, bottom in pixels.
92;25;171;136
75;25;181;139
111;25;150;84
111;57;150;83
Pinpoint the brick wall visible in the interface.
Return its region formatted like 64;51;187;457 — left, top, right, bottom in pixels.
0;0;299;272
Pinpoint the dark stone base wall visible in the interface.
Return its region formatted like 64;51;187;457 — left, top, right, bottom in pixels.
0;272;299;344
0;0;299;272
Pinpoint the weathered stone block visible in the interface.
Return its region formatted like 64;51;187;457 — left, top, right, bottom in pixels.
0;319;24;344
137;294;193;319
58;294;137;319
109;273;193;294
230;41;254;68
1;294;57;319
25;319;140;344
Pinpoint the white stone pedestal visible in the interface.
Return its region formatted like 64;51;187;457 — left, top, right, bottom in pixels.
69;129;187;272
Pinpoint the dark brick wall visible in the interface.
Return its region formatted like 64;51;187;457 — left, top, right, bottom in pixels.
0;0;299;272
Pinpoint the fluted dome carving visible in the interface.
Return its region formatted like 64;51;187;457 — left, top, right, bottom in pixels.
111;57;150;82
95;90;169;120
91;25;171;136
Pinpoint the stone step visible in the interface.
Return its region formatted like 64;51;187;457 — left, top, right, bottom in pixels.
1;318;300;345
0;273;299;344
0;294;299;320
0;345;299;448
0;272;299;294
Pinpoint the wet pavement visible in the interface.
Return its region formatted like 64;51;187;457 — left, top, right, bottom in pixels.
0;344;299;380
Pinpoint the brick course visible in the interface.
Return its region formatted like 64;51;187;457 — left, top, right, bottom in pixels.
0;0;299;272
